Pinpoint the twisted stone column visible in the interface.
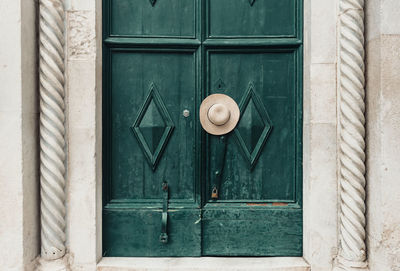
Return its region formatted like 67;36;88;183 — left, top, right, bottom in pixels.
336;0;368;270
38;0;67;265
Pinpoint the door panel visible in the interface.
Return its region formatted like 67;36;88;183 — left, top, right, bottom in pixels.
202;208;302;256
103;0;302;257
103;48;201;256
203;49;302;255
108;50;197;201
207;0;297;38
206;50;297;202
110;0;196;38
104;209;201;256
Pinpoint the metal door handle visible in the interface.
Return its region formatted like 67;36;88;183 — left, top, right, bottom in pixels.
211;136;228;199
199;94;239;199
160;182;169;243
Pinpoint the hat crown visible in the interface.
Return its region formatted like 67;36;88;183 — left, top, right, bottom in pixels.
208;103;231;126
199;93;240;136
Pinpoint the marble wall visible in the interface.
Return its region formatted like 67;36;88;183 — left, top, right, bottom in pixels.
366;1;400;270
0;0;39;270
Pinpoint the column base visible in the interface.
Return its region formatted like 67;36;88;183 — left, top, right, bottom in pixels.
333;256;369;271
36;256;69;271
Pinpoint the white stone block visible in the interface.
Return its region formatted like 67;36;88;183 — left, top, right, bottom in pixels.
382;0;400;35
303;123;338;270
310;64;337;124
0;0;39;269
310;0;338;64
97;257;310;271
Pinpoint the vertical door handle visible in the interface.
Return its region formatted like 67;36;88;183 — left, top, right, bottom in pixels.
160;182;169;243
211;136;228;199
199;94;239;199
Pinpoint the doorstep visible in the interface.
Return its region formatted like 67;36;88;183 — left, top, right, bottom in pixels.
97;257;310;271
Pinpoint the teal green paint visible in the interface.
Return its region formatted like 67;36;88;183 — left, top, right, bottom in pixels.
131;83;175;171
207;0;296;38
234;82;273;169
103;0;303;257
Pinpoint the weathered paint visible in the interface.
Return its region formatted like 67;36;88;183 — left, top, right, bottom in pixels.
103;0;303;257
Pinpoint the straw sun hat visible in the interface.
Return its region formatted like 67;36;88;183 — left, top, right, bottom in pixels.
199;94;240;135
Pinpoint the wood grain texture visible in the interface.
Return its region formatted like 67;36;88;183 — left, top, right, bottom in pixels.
103;0;303;257
202;208;302;256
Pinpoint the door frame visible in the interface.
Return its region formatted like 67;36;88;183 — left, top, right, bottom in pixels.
65;0;340;269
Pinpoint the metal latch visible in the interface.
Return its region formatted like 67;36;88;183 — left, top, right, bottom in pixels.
211;135;228;199
160;182;169;243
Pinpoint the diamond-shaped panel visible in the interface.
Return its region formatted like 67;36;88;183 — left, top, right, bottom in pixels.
131;83;174;171
234;83;273;169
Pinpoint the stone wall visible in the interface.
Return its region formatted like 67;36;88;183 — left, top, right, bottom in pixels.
0;0;39;270
303;0;339;270
0;0;399;270
65;0;102;269
366;1;400;270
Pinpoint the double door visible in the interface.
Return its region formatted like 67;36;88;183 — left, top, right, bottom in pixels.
103;0;303;257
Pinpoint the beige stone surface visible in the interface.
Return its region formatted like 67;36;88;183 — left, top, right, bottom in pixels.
381;0;400;35
365;38;382;271
65;2;102;270
366;2;400;268
67;59;98;268
309;64;337;124
365;0;381;43
70;0;95;11
310;0;337;64
67;11;96;60
366;37;400;271
302;1;339;271
303;123;338;271
366;1;400;41
21;0;40;268
0;0;39;270
97;257;310;271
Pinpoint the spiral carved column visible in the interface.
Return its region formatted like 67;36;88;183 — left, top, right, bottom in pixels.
39;0;67;264
336;0;368;270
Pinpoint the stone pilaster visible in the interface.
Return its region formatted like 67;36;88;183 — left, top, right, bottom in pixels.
336;0;368;270
38;0;68;269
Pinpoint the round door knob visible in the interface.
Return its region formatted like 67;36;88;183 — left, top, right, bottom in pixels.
208;103;231;126
199;94;240;135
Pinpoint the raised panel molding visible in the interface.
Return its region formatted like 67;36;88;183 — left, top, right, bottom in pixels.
109;0;197;38
131;83;174;171
235;83;273;169
207;0;297;38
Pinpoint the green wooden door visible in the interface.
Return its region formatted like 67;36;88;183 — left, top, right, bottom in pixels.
103;0;302;257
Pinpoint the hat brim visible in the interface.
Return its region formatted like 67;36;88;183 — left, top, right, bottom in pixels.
199;94;240;135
